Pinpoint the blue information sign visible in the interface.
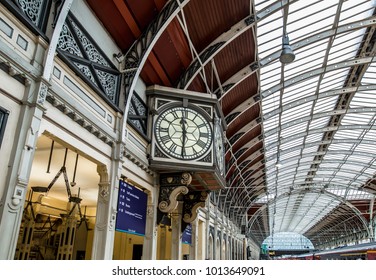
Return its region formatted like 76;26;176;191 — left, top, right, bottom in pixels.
115;181;147;236
182;224;192;244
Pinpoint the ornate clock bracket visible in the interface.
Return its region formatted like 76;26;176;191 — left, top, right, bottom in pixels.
182;191;209;223
158;172;192;213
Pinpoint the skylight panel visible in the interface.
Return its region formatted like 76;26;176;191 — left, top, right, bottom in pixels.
362;63;376;84
258;25;283;57
339;0;375;25
277;170;295;180
341;162;368;173
309;117;330;129
329;30;364;54
261;91;280;112
354;144;376;154
325;153;347;161
254;0;274;11
281;149;301;161
326;187;346;197
335;129;363;140
319;75;346;91
351;91;376;108
319;80;345;93
349;153;376;163
282;102;313;120
319;68;349;85
299;155;315;164
282;79;318;104
328;142;355;151
341;113;374;125
302;146;318;155
287;1;338;41
305;133;323;144
313;96;337;114
263;117;279;133
320;162;341;169
361;129;376;141
265;135;278;148
280;138;303;151
280;122;308;138
336;170;359;178
328;31;364;62
284;52;326;81
260;63;281;83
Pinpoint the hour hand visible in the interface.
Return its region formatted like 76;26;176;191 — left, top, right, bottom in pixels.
180;117;187;156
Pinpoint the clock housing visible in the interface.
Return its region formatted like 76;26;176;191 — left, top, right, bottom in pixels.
146;85;227;190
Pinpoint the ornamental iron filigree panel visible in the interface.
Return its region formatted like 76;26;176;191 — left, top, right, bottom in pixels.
1;0;51;33
57;13;120;107
128;91;148;137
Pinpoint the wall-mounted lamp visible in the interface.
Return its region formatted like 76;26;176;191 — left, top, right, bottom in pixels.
113;52;125;63
280;34;295;64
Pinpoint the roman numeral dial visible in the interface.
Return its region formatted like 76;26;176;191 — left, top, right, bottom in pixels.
155;106;212;160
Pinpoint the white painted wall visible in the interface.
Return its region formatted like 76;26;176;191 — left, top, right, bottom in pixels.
0;74;24;199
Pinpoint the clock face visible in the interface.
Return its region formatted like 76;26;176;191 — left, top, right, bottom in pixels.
155;106;212;160
214;120;225;175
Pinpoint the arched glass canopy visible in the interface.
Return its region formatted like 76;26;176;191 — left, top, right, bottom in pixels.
249;0;376;248
85;0;376;249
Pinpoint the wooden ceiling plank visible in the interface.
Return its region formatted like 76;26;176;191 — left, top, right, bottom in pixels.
113;0;141;37
113;0;171;85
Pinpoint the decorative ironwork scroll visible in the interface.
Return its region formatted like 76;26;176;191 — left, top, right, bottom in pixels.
158;172;192;213
182;191;209;223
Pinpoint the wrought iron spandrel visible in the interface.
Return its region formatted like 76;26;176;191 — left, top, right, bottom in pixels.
56;13;120;107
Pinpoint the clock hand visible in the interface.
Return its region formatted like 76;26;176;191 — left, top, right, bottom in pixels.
180;116;187;156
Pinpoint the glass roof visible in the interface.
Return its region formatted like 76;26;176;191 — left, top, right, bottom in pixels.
254;0;376;237
262;232;315;250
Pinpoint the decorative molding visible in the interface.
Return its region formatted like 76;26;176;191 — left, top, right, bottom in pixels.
37;82;48;105
0;62;28;85
97;165;109;199
119;143;125;161
147;205;154;217
124;149;155;176
46;93;114;146
109;210;116;231
160;172;192;187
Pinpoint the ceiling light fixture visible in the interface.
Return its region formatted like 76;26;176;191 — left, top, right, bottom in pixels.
280;34;295;64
